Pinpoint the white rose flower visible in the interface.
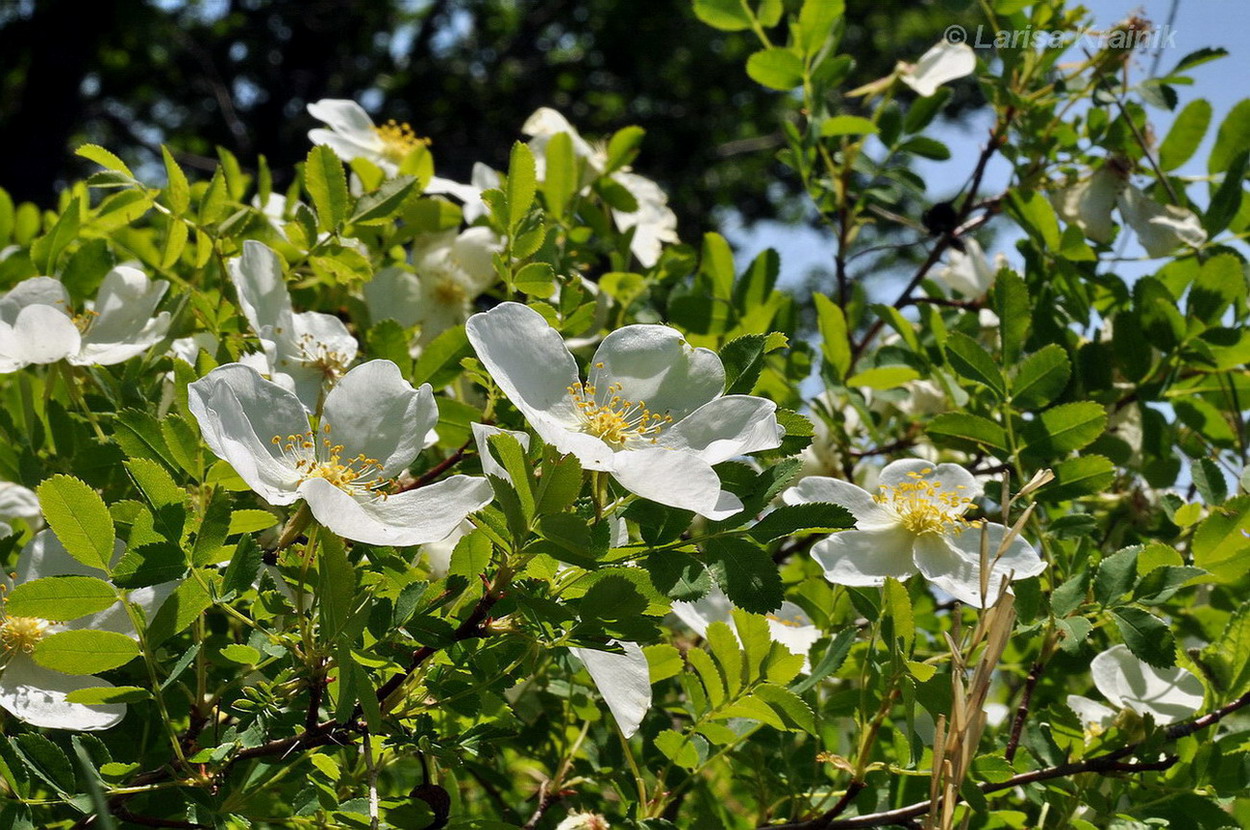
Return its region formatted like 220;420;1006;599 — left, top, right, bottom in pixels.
0;269;170;372
900;40;977;97
672;583;821;671
466;302;782;520
783;460;1045;607
0;531;176;731
307;99;428;177
1067;644;1204;737
188;359;492;546
229;240;359;412
363;227;502;340
0;481;40;531
521;107;679;268
425;162;501;225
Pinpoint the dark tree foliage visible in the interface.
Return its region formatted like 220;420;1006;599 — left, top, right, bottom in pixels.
0;0;970;233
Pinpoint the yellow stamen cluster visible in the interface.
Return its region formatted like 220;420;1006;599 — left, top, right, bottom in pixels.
71;309;99;334
875;468;978;536
766;613;805;629
1;615;49;654
374;120;431;163
430;274;467;307
295;333;350;380
271;423;388;498
568;364;672;448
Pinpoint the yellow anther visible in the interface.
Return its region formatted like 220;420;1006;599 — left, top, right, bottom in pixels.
374;120;431;163
567;379;670;448
875;475;978;536
1;615;49;654
270;423;388;499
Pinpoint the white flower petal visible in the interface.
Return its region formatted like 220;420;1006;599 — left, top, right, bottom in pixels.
16;530;111;584
322;360;435;479
901;40;976;97
783;476;891;529
590;325;724;422
8;304;81;366
1118;185;1207;258
1091;644;1204;725
671;582;735;637
767;602;821;671
187;363;307;504
0;277;70;322
811;526;918;587
937;239;995;297
465;302;583;436
940;522;1046;607
570;641;651;738
364;267;423;328
78;266;169;351
1067;694;1117;732
660;395;781;465
230;241;295;335
611;171;679;268
298;475;493;546
611;447;728;519
471;423;531;481
0;481;40;524
522;107;601;169
0;655;125;731
307;99;378;138
1052;168;1120;245
307;129;390;172
420;519;473;578
449;227;503;293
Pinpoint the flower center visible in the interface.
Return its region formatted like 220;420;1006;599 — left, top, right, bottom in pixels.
874;469;976;536
1;615;49;654
568;364;672;448
295;333;350;381
431;274;467;308
272;423;388;498
374;120;430;164
71;309;98;334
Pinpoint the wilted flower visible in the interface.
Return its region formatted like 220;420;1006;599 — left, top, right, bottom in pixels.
188;359;492;546
229;240;359;412
0;270;169;372
784;460;1045;607
0;531;175;731
307;98;429;177
466;302;782;519
1067;644;1204;737
1052;165;1206;257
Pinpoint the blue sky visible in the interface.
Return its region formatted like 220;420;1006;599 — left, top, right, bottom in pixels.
727;0;1250;293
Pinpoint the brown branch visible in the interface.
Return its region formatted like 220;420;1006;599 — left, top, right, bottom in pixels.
396;438;475;493
760;691;1250;830
1004;659;1044;763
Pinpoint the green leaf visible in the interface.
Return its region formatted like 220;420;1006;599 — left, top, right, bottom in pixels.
449;530;492;577
76;144;133;178
220;644;261;665
798;0;844;55
604;125;646;172
350;175;417;224
412;325;471;388
820;115;876;137
160;145;190;214
146;577;212;646
1205;151;1247;237
1133;566;1205;606
514;262;556;298
792;628;854;694
535;452;583;516
1111;607;1175;668
747;502;853;543
1193;457;1229;505
111;543;187;589
506;141;537;230
704;536;783;615
487;432;535;528
845;366;920;390
1024;402;1106;456
1012;345;1070;409
1192;495;1250;583
721;334;767;395
1209;98;1250;175
65;686;151;705
1201;598;1250;700
1095;548;1139;606
693;0;753;31
542;132;577;216
655;730;705;770
814;294;850;379
14;733;74;794
883;576;914;653
645;551;711;601
33;630;140;675
317;529;355;640
926;413;1009;453
945;332;1005;398
227;510;278;536
1044;455;1114;502
5;576;118;621
30;196;81;274
36;475;115;574
1189;253;1245;324
305;144;350;231
747;48;804;91
192;491;233;566
753;683;816;733
1160;99;1212;171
